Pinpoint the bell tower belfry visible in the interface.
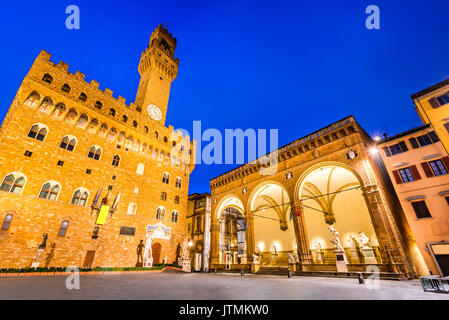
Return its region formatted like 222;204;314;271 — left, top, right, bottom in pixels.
135;24;179;126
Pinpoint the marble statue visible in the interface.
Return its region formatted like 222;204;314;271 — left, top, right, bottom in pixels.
181;238;189;259
287;253;296;264
358;232;371;249
293;252;300;264
252;254;260;264
328;225;343;250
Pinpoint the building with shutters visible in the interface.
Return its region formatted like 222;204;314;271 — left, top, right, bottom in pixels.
0;24;196;269
377;124;449;276
412;79;449;154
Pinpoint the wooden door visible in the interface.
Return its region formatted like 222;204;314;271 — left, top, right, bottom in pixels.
83;250;96;268
152;243;162;264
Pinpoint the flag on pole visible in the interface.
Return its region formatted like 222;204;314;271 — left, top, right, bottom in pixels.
113;192;121;209
93;187;103;206
104;189;111;206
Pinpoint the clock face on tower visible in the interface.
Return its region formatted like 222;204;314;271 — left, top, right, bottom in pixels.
147;104;163;121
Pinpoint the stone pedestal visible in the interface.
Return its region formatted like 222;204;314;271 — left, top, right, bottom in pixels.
362;248;378;265
31;249;44;268
251;262;261;273
178;258;192;272
315;251;325;264
335;250;348;273
240;254;247;265
350;250;361;264
270;253;279;266
288;263;297;272
143;257;153;268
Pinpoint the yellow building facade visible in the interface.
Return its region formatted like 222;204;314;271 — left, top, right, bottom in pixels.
377;125;449;277
412;79;449;154
0;25;196;269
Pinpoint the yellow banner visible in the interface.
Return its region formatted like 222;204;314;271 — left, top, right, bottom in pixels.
96;205;109;225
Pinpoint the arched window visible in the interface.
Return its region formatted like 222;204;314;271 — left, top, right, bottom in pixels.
144;126;149;134
122;115;128;123
95;101;102;109
175;177;182;188
39;181;61;200
162;173;170;184
88;146;102;160
174;196;180;204
61;84;71;93
164;137;168;143
42;73;53;83
155;131;159;139
28;124;48;141
137;163;144;176
136;106;142;113
58;220;69;237
79;93;87;101
109;108;116;116
156;207;166;221
112;155;120;167
127;203;137;215
0;173;26;194
71;188;89;206
171;211;179;223
1;214;13;230
24;91;41;108
133;120;138;128
60;136;77;151
161;192;167;201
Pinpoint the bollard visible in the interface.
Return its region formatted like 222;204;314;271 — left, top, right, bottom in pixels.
357;272;365;284
214;268;217;274
241;269;244;276
288;270;292;278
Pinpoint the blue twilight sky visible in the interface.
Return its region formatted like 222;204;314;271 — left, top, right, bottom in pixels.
0;0;448;194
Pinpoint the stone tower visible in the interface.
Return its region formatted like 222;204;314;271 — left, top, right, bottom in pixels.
135;24;179;126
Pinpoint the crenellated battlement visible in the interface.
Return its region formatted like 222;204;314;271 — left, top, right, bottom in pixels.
30;49;194;152
35;50;142;114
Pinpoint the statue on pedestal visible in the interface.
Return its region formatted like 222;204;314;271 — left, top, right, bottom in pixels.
358;232;371;249
328;225;348;272
328;225;343;251
143;236;153;268
358;232;377;264
178;237;192;272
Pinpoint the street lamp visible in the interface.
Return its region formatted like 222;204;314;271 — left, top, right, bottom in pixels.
369;147;379;156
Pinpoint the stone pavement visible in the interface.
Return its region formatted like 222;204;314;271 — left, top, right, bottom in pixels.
0;272;447;300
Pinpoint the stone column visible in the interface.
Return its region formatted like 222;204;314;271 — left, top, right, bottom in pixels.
361;185;416;277
245;212;255;260
291;203;313;269
210;220;220;266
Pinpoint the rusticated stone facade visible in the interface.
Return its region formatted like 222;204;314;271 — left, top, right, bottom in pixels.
0;24;196;269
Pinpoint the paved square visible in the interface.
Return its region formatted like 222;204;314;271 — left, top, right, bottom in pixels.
0;272;447;300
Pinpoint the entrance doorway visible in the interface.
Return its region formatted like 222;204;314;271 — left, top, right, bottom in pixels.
83;250;96;268
195;253;202;271
152;243;162;264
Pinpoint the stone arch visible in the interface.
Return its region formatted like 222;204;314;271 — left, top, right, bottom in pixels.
294;161;379;264
215;194;245;220
247;180;296;257
294;161;365;204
